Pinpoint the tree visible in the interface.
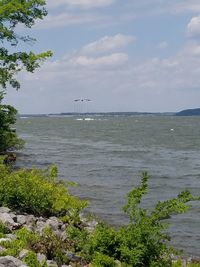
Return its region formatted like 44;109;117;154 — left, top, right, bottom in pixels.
0;91;24;152
0;0;52;90
0;0;52;153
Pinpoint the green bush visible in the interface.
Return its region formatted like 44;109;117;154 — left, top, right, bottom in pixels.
24;251;47;267
0;93;24;153
0;228;39;257
173;261;200;267
0;163;88;217
0;165;199;267
66;224;89;254
92;252;117;267
82;172;199;267
0;221;10;235
29;227;70;265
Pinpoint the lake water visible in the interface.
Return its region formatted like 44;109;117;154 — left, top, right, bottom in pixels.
15;115;200;256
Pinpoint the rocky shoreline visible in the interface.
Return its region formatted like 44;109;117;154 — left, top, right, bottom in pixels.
0;207;97;267
0;206;199;267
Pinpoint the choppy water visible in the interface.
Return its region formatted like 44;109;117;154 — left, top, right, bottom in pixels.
15;115;200;256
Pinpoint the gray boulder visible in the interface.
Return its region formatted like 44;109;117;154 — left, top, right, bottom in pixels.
19;249;29;260
17;215;27;226
46;260;58;267
0;213;14;226
0;256;28;267
46;217;62;231
6;234;17;241
0;207;11;213
36;253;47;264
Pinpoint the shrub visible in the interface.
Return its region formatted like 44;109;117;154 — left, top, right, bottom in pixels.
92;252;117;267
0;228;39;257
173;261;200;267
0;163;88;217
66;224;89;254
24;251;47;267
82;172;199;267
0;93;24;153
0;221;10;235
29;227;70;265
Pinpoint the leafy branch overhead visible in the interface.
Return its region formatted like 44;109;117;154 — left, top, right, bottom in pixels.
0;0;52;90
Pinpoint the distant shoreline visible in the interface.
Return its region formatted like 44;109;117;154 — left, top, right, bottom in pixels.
18;111;175;118
18;108;200;118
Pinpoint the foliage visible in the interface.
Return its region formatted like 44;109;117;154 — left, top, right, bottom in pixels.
92;252;117;267
0;163;88;217
29;227;70;265
80;172;199;267
66;224;89;254
0;92;24;152
0;220;10;234
0;226;70;266
0;227;47;266
24;251;47;267
0;169;198;266
0;0;52;90
0;227;39;257
0;0;52;153
172;261;200;267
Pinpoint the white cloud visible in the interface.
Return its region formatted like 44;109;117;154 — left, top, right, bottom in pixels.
157;41;168;49
35;12;101;29
46;0;114;9
37;1;200;30
170;1;200;14
121;1;200;24
70;53;128;67
81;34;135;54
60;34;132;68
178;41;200;57
187;15;200;37
7;40;200;114
192;44;200;55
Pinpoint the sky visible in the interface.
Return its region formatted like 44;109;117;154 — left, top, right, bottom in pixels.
4;0;200;114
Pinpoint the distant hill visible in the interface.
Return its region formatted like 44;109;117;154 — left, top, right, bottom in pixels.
175;108;200;116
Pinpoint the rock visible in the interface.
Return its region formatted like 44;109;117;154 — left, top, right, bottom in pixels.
0;213;19;231
46;217;62;231
25;215;36;226
36;253;47;264
60;231;67;241
24;215;36;231
36;220;46;234
6;234;17;240
61;265;72;267
0;207;11;213
46;260;58;267
65;252;81;263
9;213;17;222
61;224;66;231
11;223;21;231
0;213;15;226
38;216;46;222
0;256;28;267
19;249;29;260
17;215;27;225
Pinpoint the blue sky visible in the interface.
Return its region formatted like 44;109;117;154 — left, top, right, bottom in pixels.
4;0;200;113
